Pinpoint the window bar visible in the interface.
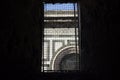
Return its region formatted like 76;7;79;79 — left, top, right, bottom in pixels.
73;3;78;71
42;2;45;72
77;2;81;71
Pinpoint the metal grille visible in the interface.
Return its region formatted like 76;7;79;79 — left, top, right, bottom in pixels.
42;3;80;72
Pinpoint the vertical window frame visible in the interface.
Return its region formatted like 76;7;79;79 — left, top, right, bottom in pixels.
41;1;81;73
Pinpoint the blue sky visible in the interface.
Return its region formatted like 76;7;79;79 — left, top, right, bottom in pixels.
44;3;77;11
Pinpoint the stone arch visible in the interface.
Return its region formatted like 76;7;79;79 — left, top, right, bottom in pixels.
51;45;79;70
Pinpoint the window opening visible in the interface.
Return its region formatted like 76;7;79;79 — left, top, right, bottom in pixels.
42;2;80;72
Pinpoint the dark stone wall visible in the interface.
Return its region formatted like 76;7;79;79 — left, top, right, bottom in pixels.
1;0;43;79
0;0;118;80
81;0;118;79
81;0;109;79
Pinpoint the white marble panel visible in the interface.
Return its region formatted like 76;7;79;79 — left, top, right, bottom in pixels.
44;28;78;36
44;41;49;60
54;42;63;52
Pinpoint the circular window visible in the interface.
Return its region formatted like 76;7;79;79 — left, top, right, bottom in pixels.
51;46;79;70
59;53;79;70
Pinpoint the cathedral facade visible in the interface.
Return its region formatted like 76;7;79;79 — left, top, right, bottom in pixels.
42;9;79;71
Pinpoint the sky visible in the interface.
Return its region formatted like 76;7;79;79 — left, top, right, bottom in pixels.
44;3;77;11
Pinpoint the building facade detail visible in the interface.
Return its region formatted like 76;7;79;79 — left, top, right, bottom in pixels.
42;4;79;71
